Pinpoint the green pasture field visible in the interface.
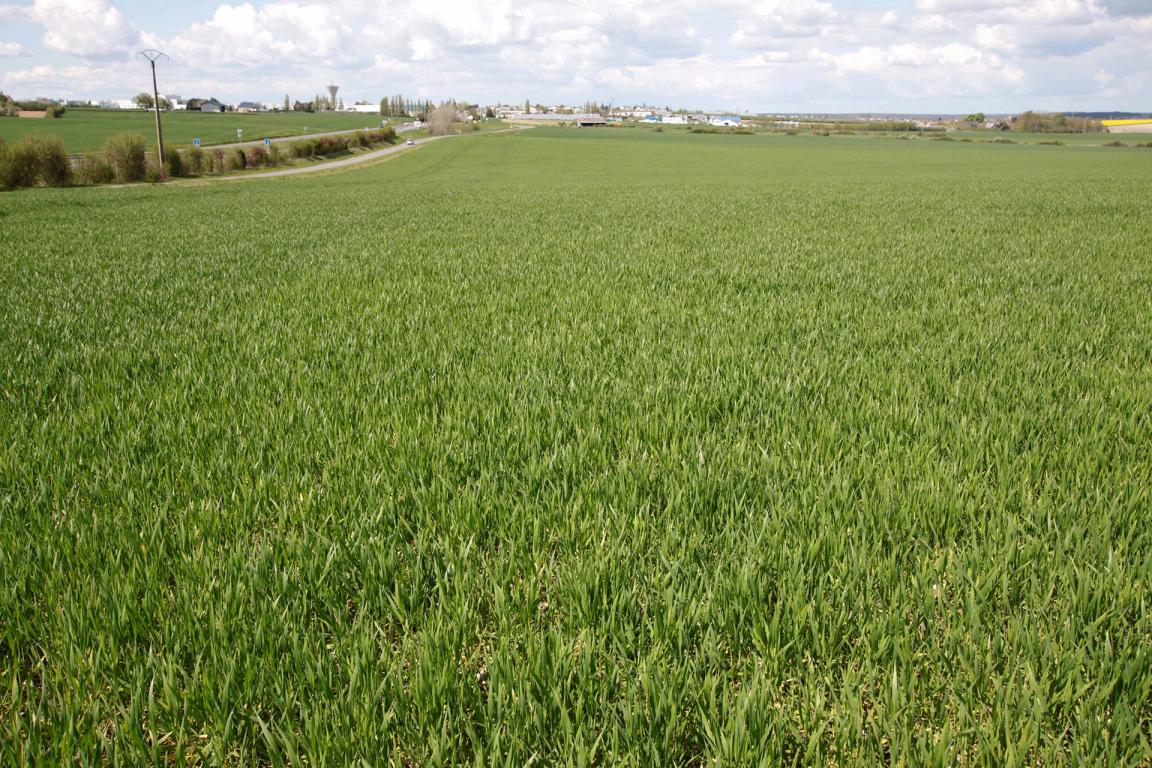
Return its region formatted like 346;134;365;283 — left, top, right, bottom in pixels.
2;129;1150;766
0;108;397;153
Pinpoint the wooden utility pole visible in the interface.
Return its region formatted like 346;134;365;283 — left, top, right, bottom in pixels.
137;50;169;170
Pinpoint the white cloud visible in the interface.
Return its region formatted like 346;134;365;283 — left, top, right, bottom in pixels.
2;0;1152;111
23;0;140;59
0;42;30;57
729;0;838;46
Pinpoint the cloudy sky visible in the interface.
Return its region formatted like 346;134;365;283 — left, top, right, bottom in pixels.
1;0;1150;113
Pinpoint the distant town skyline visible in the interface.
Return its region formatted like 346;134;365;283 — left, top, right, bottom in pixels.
1;0;1150;113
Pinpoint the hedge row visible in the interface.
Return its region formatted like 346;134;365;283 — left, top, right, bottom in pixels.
2;131;151;189
164;126;398;178
2;126;399;189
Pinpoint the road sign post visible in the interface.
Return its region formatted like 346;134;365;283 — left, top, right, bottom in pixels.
237;129;243;140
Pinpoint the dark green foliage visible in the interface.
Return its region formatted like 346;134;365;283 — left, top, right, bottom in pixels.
1015;111;1103;133
164;149;184;178
0;133;70;188
290;138;316;158
185;146;205;175
101;132;147;182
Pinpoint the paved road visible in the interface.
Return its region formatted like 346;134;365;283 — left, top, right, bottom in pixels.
218;127;524;181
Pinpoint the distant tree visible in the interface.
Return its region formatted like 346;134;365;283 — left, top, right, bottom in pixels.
485;106;495;118
133;92;154;109
157;97;171;110
338;97;345;110
0;91;17;117
380;96;388;116
428;102;455;135
965;112;986;124
524;98;530;114
283;94;290;111
1013;110;1101;133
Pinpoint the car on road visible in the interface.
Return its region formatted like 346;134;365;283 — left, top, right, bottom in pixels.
406;139;415;146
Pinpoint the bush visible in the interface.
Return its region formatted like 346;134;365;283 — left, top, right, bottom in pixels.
313;136;351;156
144;166;162;183
247;146;267;168
46;104;66;118
164;150;184;178
102;132;147;182
1;142;37;188
230;149;247;170
75;154;114;185
1038;140;1064;146
29;134;70;185
0;139;10;188
0;134;70;188
267;144;283;166
1104;140;1128;147
186;146;205;175
290;140;315;159
211;149;226;174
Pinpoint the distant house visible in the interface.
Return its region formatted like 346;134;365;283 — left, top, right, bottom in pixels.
710;116;742;127
236;101;261;113
343;103;380;114
200;99;225;113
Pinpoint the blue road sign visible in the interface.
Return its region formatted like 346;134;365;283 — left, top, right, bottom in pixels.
193;138;201;147
264;138;271;146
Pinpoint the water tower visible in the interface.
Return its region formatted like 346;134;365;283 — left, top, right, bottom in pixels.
327;84;339;111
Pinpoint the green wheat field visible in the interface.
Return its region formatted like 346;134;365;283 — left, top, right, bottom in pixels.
2;129;1150;766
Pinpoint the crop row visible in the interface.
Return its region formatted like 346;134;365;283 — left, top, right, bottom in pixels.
1;130;1150;765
